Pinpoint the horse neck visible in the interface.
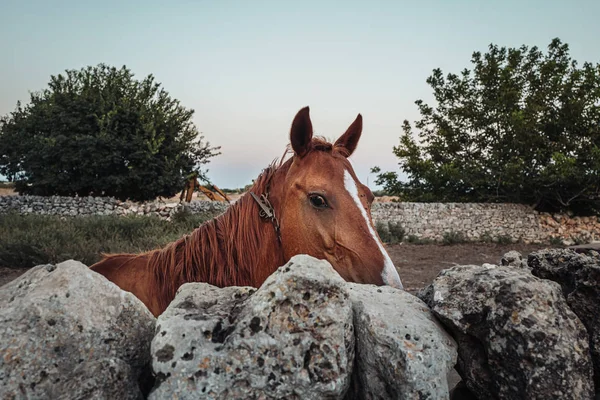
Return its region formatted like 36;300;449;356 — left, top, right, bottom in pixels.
149;162;290;311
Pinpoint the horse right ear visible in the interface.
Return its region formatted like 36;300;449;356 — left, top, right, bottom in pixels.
290;106;313;157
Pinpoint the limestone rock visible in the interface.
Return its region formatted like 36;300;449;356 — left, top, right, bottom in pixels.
529;248;600;391
500;250;528;269
150;255;354;399
346;284;457;400
419;264;594;400
0;260;156;399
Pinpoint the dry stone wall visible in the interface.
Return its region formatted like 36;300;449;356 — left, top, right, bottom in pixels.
1;195;598;244
0;195;228;219
372;202;600;244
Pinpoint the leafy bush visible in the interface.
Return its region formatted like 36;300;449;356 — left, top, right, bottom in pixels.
0;64;220;201
375;38;600;215
479;231;494;243
0;211;219;268
375;221;406;244
496;234;513;245
406;235;435;245
442;231;466;245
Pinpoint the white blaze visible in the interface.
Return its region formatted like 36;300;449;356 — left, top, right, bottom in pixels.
343;170;404;289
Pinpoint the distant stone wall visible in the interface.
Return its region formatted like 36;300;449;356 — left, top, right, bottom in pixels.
0;195;228;219
1;195;598;244
371;202;599;245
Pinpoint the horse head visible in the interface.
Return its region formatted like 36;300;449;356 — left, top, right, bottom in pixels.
273;106;403;289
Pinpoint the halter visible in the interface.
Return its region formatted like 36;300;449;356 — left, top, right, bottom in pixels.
250;167;282;244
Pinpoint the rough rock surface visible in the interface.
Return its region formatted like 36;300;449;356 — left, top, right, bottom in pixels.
419;263;594;400
529;248;600;391
500;250;528;269
150;255;354;399
0;260;156;400
346;284;457;400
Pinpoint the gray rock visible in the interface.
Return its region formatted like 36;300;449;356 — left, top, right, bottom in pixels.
528;248;600;392
419;264;594;400
346;284;457;400
500;250;528;269
150;255;354;400
0;260;156;399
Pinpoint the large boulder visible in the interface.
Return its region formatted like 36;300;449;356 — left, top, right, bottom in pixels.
419;263;594;400
150;255;355;399
346;284;457;400
0;260;156;399
529;248;600;392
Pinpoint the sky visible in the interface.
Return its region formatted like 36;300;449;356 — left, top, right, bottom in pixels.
1;0;600;189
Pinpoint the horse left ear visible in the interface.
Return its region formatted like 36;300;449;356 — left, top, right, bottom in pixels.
290;106;313;157
334;114;362;157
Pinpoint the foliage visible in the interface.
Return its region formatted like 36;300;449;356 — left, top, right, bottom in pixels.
479;231;494;243
0;64;220;201
375;220;406;244
495;234;513;245
442;230;466;245
0;211;219;268
405;235;435;245
376;38;600;215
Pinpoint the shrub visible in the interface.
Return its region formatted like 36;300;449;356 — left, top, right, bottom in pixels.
375;221;406;244
496;234;513;245
442;230;466;245
479;231;494;243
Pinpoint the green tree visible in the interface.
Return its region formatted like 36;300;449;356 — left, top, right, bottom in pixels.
376;38;600;214
0;64;220;201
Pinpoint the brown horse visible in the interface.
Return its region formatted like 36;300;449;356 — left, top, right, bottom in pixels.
90;107;403;316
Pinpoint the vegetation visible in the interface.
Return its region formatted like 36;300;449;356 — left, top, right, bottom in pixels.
0;211;220;268
375;38;600;215
442;231;467;245
0;64;220;201
495;234;514;245
376;221;406;244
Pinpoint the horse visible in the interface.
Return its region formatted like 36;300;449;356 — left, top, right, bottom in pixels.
90;107;404;317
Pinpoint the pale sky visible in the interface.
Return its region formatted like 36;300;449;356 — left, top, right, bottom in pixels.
2;0;599;189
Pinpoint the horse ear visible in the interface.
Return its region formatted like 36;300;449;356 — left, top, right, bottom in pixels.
334;113;362;157
290;106;313;157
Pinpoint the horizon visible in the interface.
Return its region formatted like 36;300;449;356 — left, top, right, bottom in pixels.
2;0;600;189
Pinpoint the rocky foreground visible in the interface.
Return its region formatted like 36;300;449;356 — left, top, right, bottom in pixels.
1;248;599;399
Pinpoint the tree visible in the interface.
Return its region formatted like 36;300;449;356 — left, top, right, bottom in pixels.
376;38;600;214
0;64;220;201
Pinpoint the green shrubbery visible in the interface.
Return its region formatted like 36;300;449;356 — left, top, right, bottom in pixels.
0;211;218;268
375;221;406;244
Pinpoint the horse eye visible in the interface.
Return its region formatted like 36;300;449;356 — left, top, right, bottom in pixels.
309;194;328;209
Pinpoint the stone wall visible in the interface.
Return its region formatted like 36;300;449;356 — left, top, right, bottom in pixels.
1;195;598;244
372;202;600;244
0;195;229;219
372;202;542;242
3;250;600;398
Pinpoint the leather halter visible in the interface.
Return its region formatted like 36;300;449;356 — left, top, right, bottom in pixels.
250;168;282;243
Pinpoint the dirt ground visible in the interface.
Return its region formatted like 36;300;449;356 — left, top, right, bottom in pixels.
388;242;556;294
0;242;556;289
